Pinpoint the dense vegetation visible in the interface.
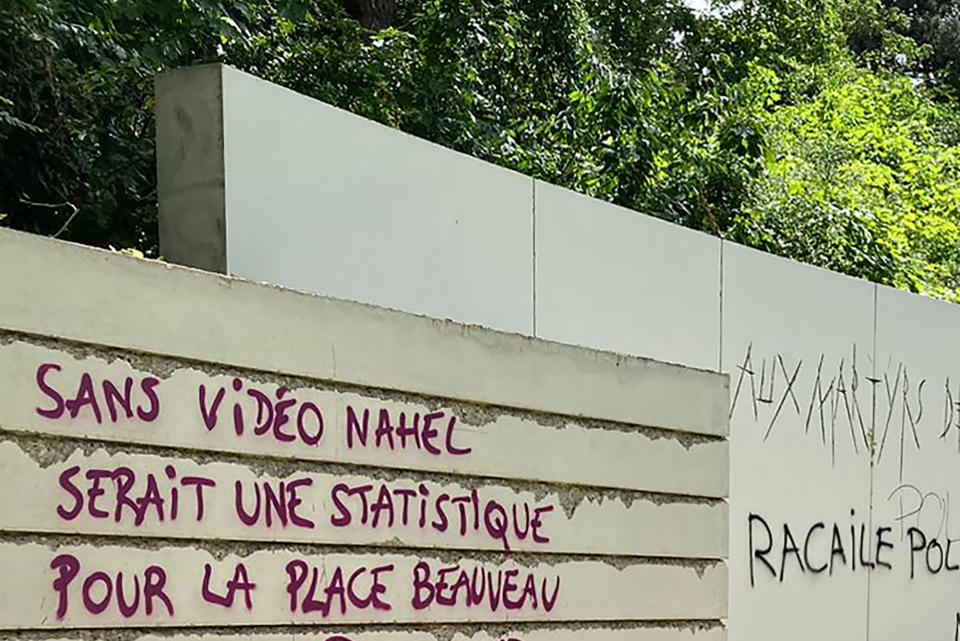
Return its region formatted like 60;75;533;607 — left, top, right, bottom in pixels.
2;0;960;298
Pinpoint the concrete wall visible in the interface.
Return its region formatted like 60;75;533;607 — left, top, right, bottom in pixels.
156;64;960;640
157;64;534;333
0;228;729;640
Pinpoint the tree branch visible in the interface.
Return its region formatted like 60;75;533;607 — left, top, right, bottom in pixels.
18;198;80;238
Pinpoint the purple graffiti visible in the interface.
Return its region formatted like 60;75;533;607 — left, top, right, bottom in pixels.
202;562;257;610
411;560;560;612
36;363;160;424
285;559;393;616
329;481;554;551
55;464;216;525
198;379;324;446
50;554;173;619
346;406;471;456
234;476;315;529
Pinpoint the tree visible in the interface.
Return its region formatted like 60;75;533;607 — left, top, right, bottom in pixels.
343;0;396;29
730;63;960;297
890;0;960;93
2;0;960;299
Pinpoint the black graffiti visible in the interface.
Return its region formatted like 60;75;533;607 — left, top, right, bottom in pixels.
728;344;954;470
907;528;960;579
941;378;960;453
748;512;891;586
746;510;960;587
888;484;954;542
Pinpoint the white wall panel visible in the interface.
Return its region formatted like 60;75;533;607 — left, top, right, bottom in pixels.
722;241;874;641
870;285;960;641
534;181;721;371
220;67;534;334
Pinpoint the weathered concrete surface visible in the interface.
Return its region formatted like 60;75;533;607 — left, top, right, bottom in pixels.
0;541;727;627
156;64;226;274
0;441;727;558
16;629;727;641
0;339;728;497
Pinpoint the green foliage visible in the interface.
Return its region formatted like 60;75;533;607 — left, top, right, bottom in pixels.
851;1;960;95
1;0;960;299
0;0;227;249
731;63;960;298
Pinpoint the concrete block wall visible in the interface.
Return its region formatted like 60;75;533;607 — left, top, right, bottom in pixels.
156;64;960;640
0;228;729;640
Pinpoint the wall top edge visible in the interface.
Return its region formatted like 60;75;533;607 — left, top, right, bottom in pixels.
178;63;539;186
0;228;729;437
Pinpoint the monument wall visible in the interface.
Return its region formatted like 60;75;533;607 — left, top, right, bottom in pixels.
156;64;960;640
0;227;729;640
